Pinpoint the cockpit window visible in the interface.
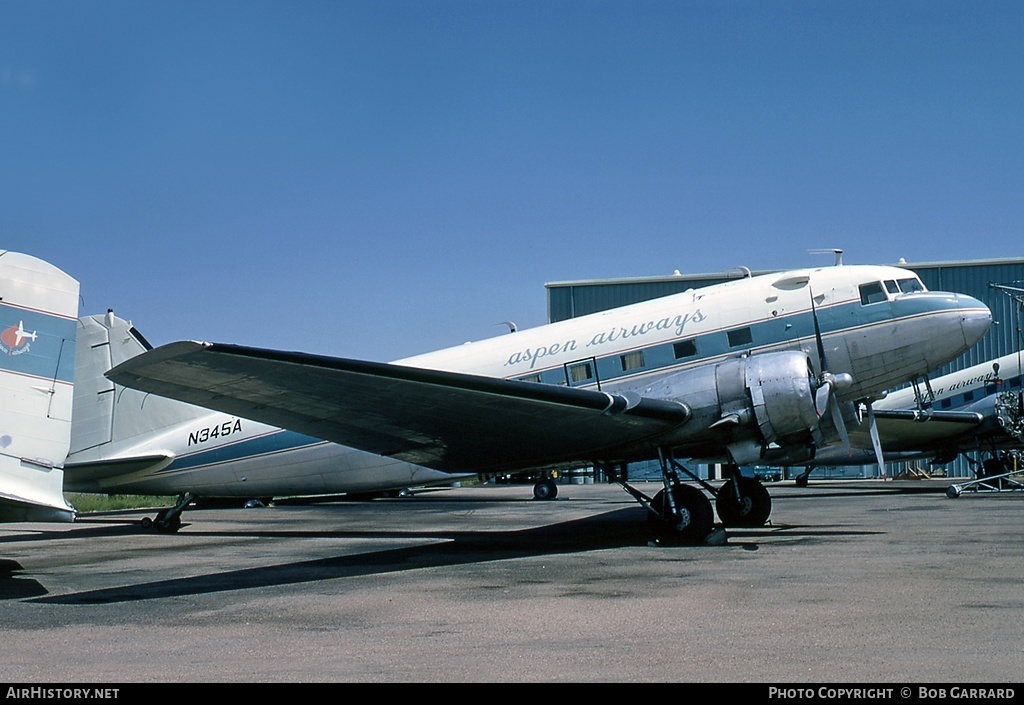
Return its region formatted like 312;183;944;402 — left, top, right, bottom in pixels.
884;280;900;294
859;282;887;305
897;277;926;293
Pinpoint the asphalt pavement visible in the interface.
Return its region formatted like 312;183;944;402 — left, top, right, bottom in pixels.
1;480;1022;683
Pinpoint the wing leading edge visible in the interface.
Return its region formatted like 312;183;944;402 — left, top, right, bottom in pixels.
106;342;691;474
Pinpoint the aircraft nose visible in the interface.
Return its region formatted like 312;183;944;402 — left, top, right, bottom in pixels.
957;294;992;347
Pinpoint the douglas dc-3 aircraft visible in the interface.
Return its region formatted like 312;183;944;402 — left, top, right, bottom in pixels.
105;257;992;543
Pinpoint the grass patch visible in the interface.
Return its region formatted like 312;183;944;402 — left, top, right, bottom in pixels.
66;493;175;514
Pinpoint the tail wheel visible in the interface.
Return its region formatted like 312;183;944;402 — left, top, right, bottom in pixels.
647;484;714;545
716;476;772;527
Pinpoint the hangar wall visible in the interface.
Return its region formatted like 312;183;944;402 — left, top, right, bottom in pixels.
545;257;1024;481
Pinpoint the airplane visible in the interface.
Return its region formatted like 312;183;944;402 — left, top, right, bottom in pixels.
106;259;992;544
788;349;1024;486
2;320;39;349
64;310;475;531
0;251;78;523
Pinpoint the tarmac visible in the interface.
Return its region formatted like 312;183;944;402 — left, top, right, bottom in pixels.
1;479;1022;683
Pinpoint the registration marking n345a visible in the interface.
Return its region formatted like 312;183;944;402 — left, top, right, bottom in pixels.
188;419;243;446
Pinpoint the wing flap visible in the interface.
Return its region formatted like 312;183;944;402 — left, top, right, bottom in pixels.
107;342;690;473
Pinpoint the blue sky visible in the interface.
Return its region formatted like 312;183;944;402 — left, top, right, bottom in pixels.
2;1;1022;361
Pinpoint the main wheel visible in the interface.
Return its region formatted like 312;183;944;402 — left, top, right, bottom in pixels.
647;484;714;545
533;479;558;501
716;476;772;527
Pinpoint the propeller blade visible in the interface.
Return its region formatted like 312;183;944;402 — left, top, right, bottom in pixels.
867;404;886;479
809;287;828;373
815;384;831;417
830;398;851;452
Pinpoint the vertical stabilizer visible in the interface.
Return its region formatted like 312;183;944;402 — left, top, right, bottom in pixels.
69;311;207;460
0;251;78;522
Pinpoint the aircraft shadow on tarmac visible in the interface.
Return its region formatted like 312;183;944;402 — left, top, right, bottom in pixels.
4;502;881;606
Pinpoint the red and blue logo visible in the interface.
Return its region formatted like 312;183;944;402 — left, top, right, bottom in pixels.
0;320;37;356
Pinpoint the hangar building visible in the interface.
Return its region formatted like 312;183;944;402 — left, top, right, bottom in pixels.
545;256;1024;481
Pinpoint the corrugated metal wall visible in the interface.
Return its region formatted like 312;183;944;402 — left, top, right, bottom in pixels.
546;258;1024;481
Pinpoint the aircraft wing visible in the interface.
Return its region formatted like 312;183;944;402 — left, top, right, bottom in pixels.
106;342;691;474
864;408;986;448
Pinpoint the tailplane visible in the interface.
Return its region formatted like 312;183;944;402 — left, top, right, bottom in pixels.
0;251;78;522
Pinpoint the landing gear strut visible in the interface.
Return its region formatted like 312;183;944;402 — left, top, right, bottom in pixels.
140;492;196;533
619;450;717;545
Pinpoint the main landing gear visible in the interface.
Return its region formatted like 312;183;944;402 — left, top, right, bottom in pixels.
533;477;558;501
619;452;773;545
140;492;197;533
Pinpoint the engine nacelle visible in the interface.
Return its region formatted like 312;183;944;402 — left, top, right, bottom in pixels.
740;351;821;445
642;349;827;465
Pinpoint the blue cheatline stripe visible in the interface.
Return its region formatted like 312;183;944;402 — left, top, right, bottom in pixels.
159;429;329;473
0;304;77;384
518;295;954;388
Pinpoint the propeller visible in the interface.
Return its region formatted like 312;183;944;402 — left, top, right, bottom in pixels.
808;286;887;476
809;287;854;453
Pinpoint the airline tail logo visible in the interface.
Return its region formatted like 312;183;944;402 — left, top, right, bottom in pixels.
0;321;37;356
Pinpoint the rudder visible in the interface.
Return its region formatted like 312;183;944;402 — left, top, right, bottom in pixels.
0;251;78;522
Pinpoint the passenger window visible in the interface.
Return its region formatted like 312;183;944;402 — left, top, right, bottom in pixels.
859;282;887;305
567;361;594;384
727;327;753;347
620;351;645;371
673;339;697;359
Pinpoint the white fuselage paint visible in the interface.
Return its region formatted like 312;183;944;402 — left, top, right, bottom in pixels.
68;264;990;497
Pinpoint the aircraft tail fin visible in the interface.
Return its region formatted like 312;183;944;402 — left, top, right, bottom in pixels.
67;311;207;480
0;251;78;522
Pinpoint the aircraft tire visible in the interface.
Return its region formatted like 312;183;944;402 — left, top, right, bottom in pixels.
647;484;713;545
533;479;558;501
716;476;772;527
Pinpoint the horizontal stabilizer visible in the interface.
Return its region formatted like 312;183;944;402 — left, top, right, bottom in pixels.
64;454;172;493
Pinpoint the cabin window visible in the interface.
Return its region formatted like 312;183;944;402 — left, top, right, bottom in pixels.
859;282;887;305
897;277;925;293
673;339;697;359
727;327;753;347
516;373;542;384
567;361;594;384
620;351;645;371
